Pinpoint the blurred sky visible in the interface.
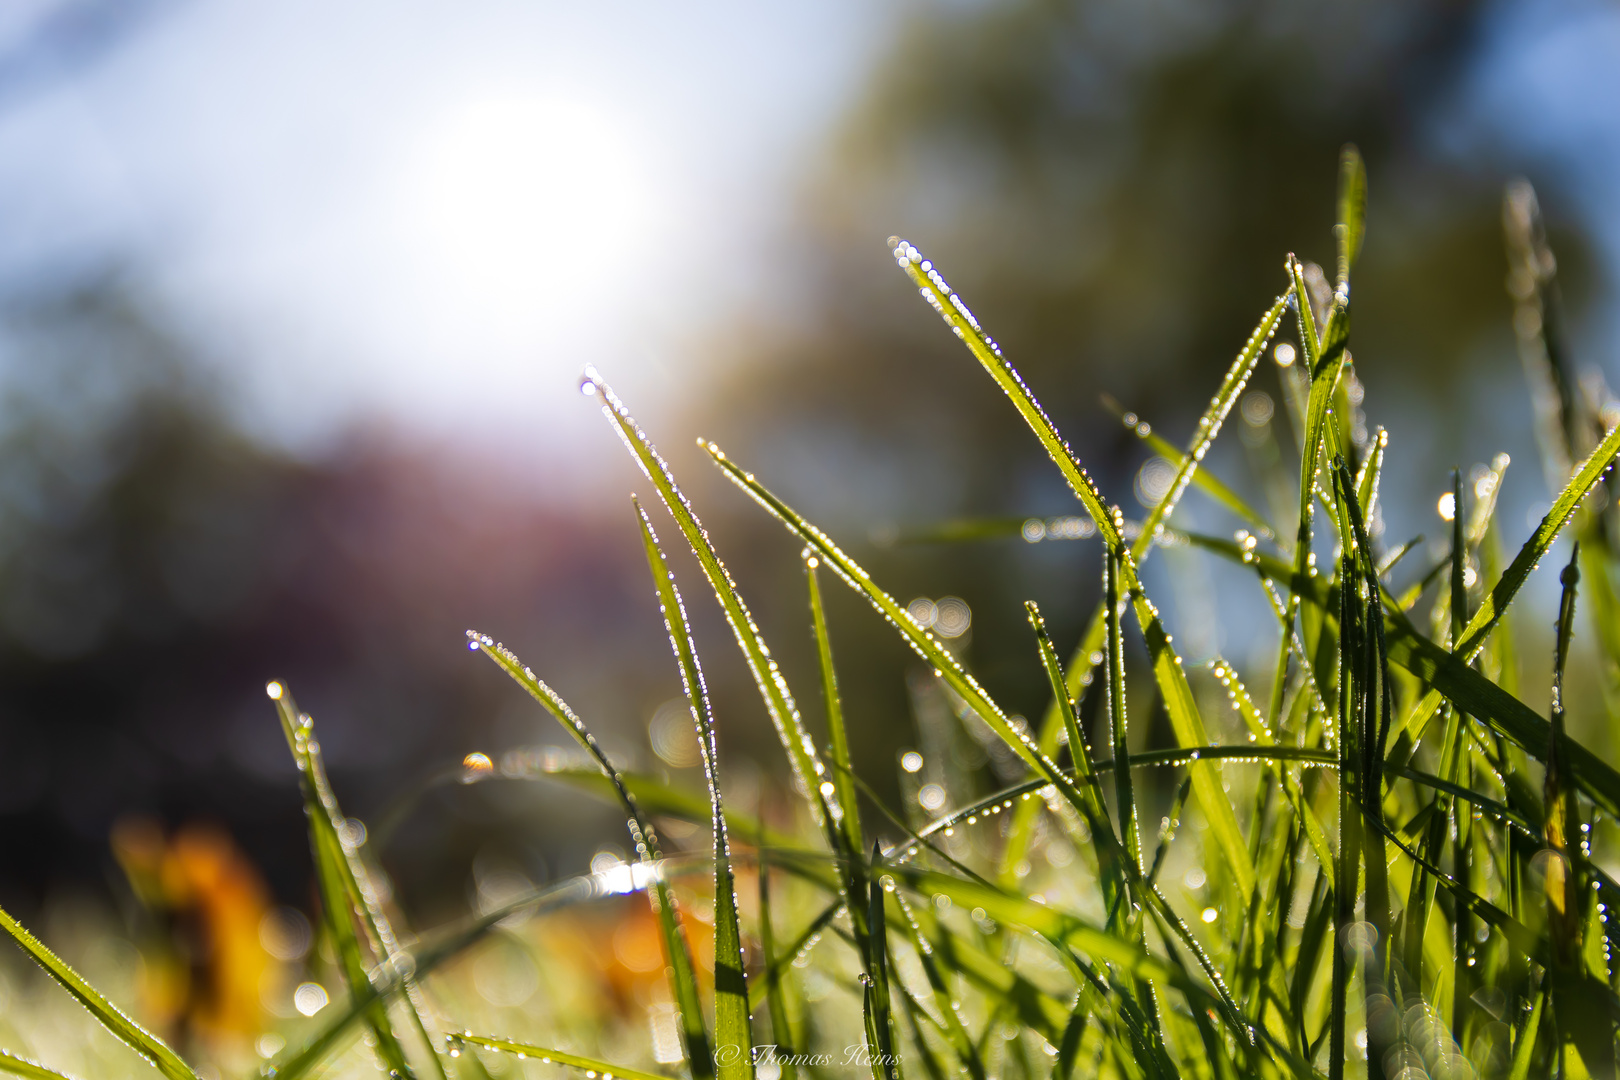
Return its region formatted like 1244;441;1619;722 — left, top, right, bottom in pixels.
0;0;1618;494
0;0;900;488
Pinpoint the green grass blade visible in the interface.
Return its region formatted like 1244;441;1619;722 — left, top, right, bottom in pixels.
1354;427;1386;526
864;846;902;1080
700;441;1098;831
1025;600;1129;914
0;911;199;1080
809;561;864;861
1506;983;1545;1080
806;558;881;969
0;1050;80;1080
581;370;833;834
1208;659;1335;885
1001;297;1288;893
268;687;418;1080
448;1034;673;1080
1103;548;1143;880
635;500;753;1080
886;245;1268;892
1335;144;1367;289
1286;252;1348;579
467;637;714;1080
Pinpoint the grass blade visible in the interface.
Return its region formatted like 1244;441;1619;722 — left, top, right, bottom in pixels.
634;499;753;1080
268;685;420;1080
466;637;714;1079
448;1034;673;1080
0;1050;80;1080
809;560;864;862
863;846;902;1080
1335;144;1367;289
755;853;798;1080
0;908;200;1080
581;369;834;834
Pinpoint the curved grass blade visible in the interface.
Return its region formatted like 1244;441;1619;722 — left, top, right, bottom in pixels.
466;635;713;1080
701;443;1112;868
635;500;753;1080
0;910;199;1080
269;686;443;1080
0;1050;80;1080
888;240;1261;894
448;1034;672;1080
1208;659;1335;884
581;369;833;834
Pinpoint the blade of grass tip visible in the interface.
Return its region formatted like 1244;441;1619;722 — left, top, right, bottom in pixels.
1208;659;1335;887
0;1050;81;1080
1393;415;1620;746
635;500;752;1080
447;1034;673;1080
889;239;1260;893
267;693;446;1080
1336;145;1367;290
462;640;714;1080
1287;252;1349;581
0;912;198;1080
1354;428;1387;529
580;370;836;839
267;685;418;1080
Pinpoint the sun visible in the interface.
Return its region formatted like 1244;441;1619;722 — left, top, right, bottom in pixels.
405;93;649;320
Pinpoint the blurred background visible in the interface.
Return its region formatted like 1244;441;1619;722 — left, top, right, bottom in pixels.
1;0;1620;1052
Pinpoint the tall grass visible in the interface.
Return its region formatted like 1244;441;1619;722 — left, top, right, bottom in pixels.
5;148;1620;1080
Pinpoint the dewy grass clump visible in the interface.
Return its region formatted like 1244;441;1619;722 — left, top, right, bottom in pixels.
4;148;1620;1080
